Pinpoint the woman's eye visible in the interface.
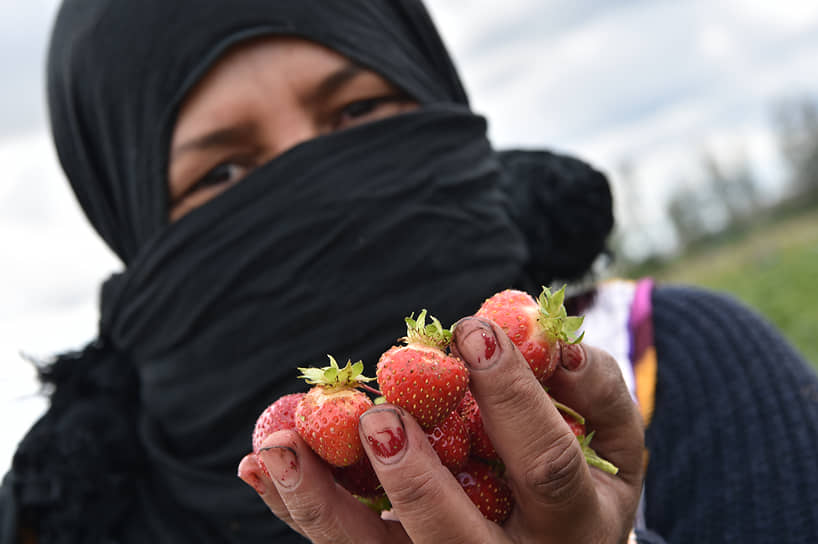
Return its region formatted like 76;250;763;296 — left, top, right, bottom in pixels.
195;162;248;190
336;95;411;129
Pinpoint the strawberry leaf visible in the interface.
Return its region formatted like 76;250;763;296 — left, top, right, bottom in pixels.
577;431;619;475
297;355;376;388
536;285;585;344
402;309;453;350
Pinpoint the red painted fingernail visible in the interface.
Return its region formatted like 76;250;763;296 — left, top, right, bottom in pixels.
561;342;585;371
359;408;407;465
238;465;267;496
453;317;500;369
258;446;300;489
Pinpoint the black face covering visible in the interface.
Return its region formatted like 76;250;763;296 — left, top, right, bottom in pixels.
9;1;613;542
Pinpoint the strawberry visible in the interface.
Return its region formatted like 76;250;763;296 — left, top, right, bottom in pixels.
458;390;499;462
563;411;586;438
252;393;305;452
475;285;583;383
552;396;589;440
331;455;382;498
456;459;513;524
294;356;376;467
377;310;469;430
426;409;471;472
252;392;306;476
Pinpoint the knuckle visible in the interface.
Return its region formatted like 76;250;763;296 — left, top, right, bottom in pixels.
385;468;445;507
588;350;630;407
597;368;625;406
287;495;332;528
526;432;585;504
480;369;540;416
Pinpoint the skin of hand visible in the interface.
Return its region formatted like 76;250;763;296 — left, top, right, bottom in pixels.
238;317;646;543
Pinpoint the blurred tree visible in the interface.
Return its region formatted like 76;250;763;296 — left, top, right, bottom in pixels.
700;147;760;227
609;158;652;265
772;96;818;201
667;183;708;247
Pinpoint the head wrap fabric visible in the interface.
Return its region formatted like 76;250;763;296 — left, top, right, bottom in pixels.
46;0;469;264
11;0;613;541
497;149;613;286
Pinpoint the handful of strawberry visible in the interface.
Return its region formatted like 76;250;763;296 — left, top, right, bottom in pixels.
252;286;618;525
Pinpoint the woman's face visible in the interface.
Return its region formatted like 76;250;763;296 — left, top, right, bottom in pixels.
168;36;418;221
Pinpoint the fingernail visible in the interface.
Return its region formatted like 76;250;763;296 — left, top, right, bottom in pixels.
238;464;268;496
359;408;407;465
560;342;585;371
258;446;300;489
453;317;500;369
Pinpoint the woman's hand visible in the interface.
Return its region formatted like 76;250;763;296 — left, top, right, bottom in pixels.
238;317;645;543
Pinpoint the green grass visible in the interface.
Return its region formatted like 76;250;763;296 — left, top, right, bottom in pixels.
629;209;818;371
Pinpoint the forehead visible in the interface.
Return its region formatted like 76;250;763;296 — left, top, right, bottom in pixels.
172;37;350;137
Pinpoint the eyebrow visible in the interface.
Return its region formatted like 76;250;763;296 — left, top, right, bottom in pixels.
170;63;365;161
171;122;258;161
304;62;364;106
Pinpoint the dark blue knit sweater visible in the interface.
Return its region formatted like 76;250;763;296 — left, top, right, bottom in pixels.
637;285;818;543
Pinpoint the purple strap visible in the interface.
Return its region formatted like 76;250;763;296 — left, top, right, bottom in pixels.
628;278;655;367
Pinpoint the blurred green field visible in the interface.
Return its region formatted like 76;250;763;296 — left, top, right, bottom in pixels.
635;209;818;371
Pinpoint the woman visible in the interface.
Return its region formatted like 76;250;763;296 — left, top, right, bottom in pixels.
3;1;818;543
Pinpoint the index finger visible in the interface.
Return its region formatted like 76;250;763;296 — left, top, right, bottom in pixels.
358;405;508;544
451;317;600;538
256;430;405;544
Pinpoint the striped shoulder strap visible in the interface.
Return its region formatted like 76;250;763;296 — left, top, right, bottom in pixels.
628;278;657;427
578;278;657;427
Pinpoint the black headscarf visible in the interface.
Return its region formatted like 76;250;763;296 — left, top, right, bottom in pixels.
6;1;613;542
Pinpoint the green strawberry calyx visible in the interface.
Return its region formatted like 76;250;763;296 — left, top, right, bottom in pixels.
402;309;453;350
579;432;619;475
537;285;585;344
297;355;376;390
357;494;392;514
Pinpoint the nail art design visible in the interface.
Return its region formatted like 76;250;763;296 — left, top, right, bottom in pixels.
360;408;407;464
259;446;300;489
453;318;500;369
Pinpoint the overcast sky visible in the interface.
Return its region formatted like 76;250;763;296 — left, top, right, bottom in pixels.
2;0;818;471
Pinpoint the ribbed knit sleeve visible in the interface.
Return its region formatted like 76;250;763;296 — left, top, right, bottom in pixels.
644;285;818;542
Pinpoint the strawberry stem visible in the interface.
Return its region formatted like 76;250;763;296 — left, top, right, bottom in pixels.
360;383;383;397
549;395;586;425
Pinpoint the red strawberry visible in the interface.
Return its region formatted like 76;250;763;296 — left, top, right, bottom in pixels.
458;390;499;462
456;459;514;524
294;356;376;467
331;455;382;498
555;399;586;438
252;392;306;476
252;393;305;453
563;413;586;438
475;285;584;383
426;409;470;472
377;310;469;430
